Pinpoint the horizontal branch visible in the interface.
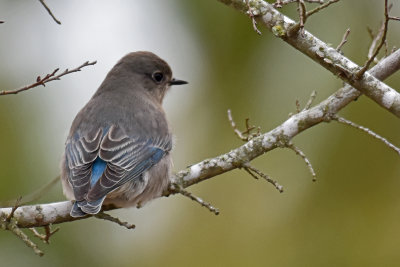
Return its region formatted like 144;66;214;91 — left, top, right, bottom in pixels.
219;0;400;118
1;48;399;228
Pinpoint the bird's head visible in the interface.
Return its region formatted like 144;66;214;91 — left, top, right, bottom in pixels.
109;51;187;103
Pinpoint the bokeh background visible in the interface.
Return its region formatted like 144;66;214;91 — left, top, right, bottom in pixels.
0;0;399;266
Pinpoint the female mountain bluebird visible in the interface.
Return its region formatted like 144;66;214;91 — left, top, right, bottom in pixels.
61;51;187;217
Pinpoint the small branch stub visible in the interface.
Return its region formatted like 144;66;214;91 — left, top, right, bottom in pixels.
302;90;317;111
336;28;350;52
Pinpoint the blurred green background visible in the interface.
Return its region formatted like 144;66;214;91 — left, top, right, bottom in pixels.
0;0;399;266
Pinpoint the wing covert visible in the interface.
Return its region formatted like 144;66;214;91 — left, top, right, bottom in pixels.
87;125;172;201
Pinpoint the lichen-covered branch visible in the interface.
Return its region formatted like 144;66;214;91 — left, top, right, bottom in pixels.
218;0;400;118
1;48;399;229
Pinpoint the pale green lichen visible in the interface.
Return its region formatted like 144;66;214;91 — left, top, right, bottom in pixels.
272;25;286;37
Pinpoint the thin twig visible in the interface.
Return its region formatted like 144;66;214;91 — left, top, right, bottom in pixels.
295;99;301;113
1;197;44;256
357;0;389;78
302;90;317;111
289;0;338;35
306;0;339;17
291;90;317;116
244;118;259;136
44;225;59;243
384;40;389;57
286;143;317;181
273;0;296;7
273;0;324;7
246;0;262;35
38;0;61;25
368;21;386;64
336;28;350;52
367;26;374;40
227;109;261;141
29;225;59;244
43;225;59;243
29;228;46;242
169;184;219;215
0;61;97;96
228;109;248;141
8;224;44;256
243;163;284;192
386;3;399;21
332;116;400;156
94;212;136;229
6;197;21;222
297;0;307;35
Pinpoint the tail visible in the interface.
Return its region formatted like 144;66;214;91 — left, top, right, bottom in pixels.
70;196;106;217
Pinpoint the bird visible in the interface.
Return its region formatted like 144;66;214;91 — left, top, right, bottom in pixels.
60;51;187;217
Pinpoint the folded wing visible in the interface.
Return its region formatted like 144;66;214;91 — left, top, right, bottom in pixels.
65;125;172;216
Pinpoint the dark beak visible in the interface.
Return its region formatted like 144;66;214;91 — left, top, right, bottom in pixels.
169;78;188;86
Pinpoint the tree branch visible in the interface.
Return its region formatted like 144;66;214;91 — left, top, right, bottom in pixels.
0;61;97;96
336;28;350;52
356;0;390;78
38;0;61;25
220;0;400;118
1;48;399;228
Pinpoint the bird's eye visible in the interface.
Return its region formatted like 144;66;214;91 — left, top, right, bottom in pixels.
152;72;164;83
